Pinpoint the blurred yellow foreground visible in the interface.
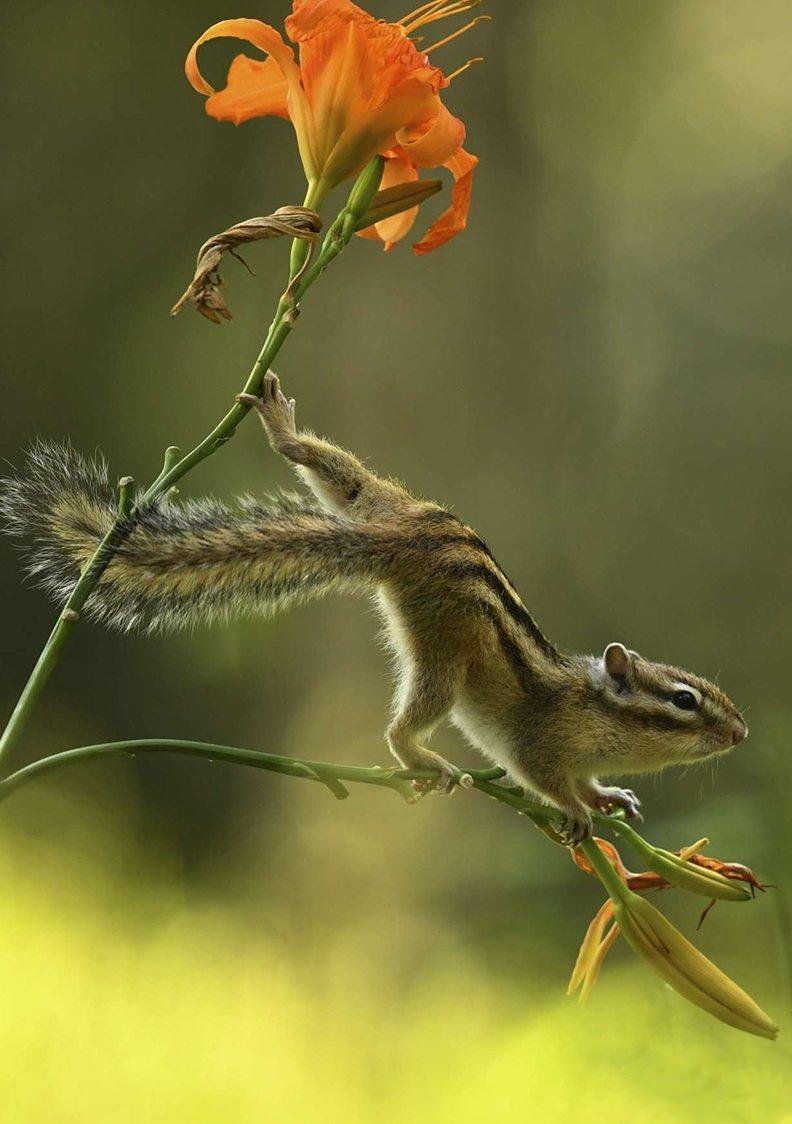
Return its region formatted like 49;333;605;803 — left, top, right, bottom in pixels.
0;801;788;1124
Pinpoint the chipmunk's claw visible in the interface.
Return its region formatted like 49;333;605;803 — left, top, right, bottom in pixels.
411;772;456;797
594;786;643;821
405;753;461;797
559;812;593;847
236;392;262;409
238;372;297;444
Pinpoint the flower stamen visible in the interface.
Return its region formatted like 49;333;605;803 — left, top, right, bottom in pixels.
425;15;490;54
446;57;484;82
401;0;484;36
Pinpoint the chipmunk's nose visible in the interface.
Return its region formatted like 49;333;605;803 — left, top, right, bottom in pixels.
731;719;748;746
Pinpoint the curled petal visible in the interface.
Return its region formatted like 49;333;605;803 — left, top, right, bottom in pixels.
206;55;290;125
413;148;478;255
185;17;315;179
185;18;299;97
567;900;614;996
579;922;620;1003
170;207;322;323
572;837;632;881
397;103;466;168
688;854;769;893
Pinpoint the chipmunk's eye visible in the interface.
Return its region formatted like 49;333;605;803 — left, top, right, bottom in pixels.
672;689;698;711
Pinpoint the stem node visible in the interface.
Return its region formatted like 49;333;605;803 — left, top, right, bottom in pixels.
117;476;135;518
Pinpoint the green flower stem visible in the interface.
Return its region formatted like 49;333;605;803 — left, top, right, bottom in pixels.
0;520;136;762
0;158;384;768
0;735;756;909
578;834;631;902
0;740;507;807
0;735;621;845
289;179;329;279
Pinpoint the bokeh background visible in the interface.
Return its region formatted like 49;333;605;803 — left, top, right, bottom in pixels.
1;1;791;1119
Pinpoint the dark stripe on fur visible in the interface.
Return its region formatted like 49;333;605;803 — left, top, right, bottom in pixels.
416;509;560;662
445;559;560;662
477;602;541;692
0;441;398;634
1;443;562;658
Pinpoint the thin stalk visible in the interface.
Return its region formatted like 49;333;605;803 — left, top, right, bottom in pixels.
0;519;134;759
0;160;384;768
290;179;329;278
0;740;505;806
578;835;629;901
0;736;624;845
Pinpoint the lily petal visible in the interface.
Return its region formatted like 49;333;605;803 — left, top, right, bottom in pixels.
287;1;444;188
397;102;466;168
413;147;477;254
206;54;291;125
322;76;439;189
286;0;373;40
579;922;620;1003
567;900;613;996
185;18;300;96
186;18;316;179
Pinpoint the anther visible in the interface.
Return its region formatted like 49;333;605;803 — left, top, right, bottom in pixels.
425;15;490;54
446;56;484;82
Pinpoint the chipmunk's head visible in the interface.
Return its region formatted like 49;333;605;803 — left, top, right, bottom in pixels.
590;642;747;770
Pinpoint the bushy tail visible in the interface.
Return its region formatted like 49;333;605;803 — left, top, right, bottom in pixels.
0;441;395;634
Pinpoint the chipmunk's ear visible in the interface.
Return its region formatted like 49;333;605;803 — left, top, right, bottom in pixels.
604;642;633;683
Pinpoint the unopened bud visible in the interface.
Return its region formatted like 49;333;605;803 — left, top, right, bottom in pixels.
345;155;386;221
355;179;443;232
609;820;751;901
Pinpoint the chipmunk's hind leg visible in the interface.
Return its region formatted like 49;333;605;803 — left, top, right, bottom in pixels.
387;663;464;796
239;372;414;521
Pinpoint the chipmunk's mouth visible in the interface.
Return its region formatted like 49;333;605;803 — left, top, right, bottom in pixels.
690;721;747;761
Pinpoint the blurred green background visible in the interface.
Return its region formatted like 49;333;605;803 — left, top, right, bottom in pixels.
1;1;791;1119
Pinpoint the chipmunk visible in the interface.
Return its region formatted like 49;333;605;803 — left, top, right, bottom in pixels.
0;373;747;841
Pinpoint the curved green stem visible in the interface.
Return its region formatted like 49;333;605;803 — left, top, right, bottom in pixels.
0;159;384;768
0;736;628;848
577;835;631;901
0;520;134;760
0;739;511;808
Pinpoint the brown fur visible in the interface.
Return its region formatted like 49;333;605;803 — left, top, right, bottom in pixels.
238;375;747;837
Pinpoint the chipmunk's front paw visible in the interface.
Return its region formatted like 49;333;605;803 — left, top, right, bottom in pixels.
592;786;643;821
559;811;592;847
237;371;297;442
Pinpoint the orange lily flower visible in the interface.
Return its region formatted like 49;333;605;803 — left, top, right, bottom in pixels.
185;0;484;254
